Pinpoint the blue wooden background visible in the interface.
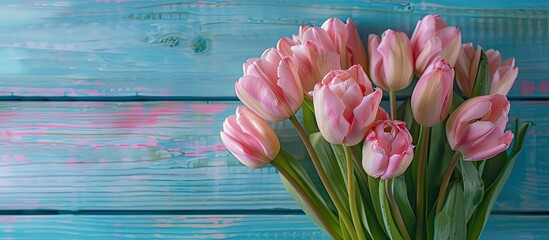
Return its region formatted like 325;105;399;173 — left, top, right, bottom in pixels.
0;0;548;239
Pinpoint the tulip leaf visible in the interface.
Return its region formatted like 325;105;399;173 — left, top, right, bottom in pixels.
426;93;464;208
356;179;388;240
396;98;420;203
467;121;531;239
457;160;484;222
273;149;340;238
368;176;387;235
302;98;319;134
309;132;348;212
434;181;466;240
392;176;416;237
379;180;404;240
471;50;491;97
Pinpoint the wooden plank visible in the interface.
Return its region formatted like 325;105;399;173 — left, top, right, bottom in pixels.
0;1;548;97
0;100;546;212
0;214;545;239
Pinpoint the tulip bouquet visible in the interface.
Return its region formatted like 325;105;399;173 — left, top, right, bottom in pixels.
220;15;530;240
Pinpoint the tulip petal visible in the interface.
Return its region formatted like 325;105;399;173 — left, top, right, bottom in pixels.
362;141;389;178
236;76;289;121
313;85;350;144
346;89;382;145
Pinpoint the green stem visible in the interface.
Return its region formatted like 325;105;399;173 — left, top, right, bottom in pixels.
289;115;357;239
271;156;341;239
390;91;398;120
385;179;412;240
436;151;461;213
416;126;431;240
344;146;367;240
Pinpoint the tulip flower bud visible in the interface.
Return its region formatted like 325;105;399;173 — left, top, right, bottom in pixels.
455;43;482;97
485;49;519;96
310;65;382;146
368;29;414;91
290;42;341;95
411;14;462;76
321;17;369;70
411;58;454;127
236;48;303;122
362;120;414;179
220;106;281;168
446;94;514;161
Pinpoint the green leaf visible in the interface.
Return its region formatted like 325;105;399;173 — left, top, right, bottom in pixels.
467;122;531;239
302;98;319;134
379;180;404;240
396;98;419;205
426;93;465;209
458;160;484;222
309;132;348;212
434;181;466;240
273;150;340;238
392;176;416;237
368;176;386;235
471;50;491;97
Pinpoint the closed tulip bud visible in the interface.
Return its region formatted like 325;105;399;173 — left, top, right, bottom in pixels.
411;14;462;76
290;42;341;95
455;43;482;97
411;58;454;127
310;65;383;146
236;48;303;122
368;29;414;91
362;120;414;179
446;94;514;161
485;49;519;96
321;17;369;70
220;106;281;168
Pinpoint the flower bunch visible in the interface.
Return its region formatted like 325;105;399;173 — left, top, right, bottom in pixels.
221;15;529;240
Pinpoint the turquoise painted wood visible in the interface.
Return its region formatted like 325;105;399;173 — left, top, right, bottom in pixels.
0;0;548;97
1;0;548;239
0;101;546;212
0;214;546;239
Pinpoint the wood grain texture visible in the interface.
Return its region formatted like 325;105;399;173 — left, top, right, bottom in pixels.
0;100;546;212
0;214;545;240
0;0;548;97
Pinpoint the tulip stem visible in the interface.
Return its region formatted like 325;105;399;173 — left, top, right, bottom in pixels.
416;126;430;240
272;153;341;240
390;91;398;120
344;146;367;240
436;151;461;213
289;115;358;240
385;179;412;240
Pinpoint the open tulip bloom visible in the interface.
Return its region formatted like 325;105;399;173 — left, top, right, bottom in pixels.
221;15;530;240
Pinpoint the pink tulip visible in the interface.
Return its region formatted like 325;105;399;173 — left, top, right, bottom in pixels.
455;43;482;97
299;18;368;70
289;42;341;94
446;94;514;161
235;48;303;122
485;49;519;96
362;120;414;179
368;29;414;91
411;14;462;76
220;106;281;168
310;65;383;146
411;58;454;127
300;26;338;53
321;17;369;70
